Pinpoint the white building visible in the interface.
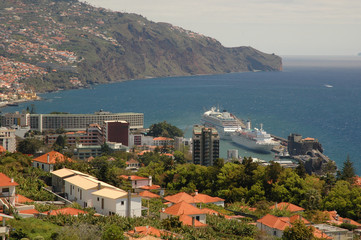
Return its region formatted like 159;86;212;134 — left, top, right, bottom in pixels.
0;127;16;153
61;172;141;217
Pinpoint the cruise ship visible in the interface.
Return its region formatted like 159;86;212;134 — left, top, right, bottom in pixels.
201;107;242;139
231;120;279;153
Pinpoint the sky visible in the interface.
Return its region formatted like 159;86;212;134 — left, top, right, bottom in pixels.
82;0;361;56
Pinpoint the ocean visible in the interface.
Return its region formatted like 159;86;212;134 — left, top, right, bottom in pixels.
3;56;361;173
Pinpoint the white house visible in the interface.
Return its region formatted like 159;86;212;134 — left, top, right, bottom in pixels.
0;173;18;206
32;151;72;172
63;174;141;217
92;188;141;217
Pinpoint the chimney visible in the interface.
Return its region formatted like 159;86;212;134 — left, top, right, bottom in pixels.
126;190;131;217
11;178;14;183
148;176;152;186
195;189;198;195
97;183;101;190
128;176;132;181
47;154;50;164
192;217;195;226
161;208;165;212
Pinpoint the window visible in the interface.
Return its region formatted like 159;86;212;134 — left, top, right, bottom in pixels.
101;198;104;209
121;201;124;206
80;189;82;200
196;216;200;221
41;164;44;170
97;197;99;201
70;185;72;195
2;188;9;193
273;231;277;236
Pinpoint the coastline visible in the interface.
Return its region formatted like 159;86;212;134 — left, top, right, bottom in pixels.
0;97;43;109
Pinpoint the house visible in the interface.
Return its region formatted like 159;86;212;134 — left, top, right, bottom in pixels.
164;191;225;207
269;202;305;213
126;226;181;240
51;168;96;193
193;190;225;207
325;210;361;228
120;175;153;189
153;137;174;147
313;224;353;240
0;173;18;207
63;173;141;217
32;151;72;172
0;213;14;240
257;214;331;239
42;207;87;216
126;159;140;171
160;201;207;227
139;191;161;199
91;188;141;217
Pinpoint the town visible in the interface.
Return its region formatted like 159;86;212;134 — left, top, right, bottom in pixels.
0;110;360;239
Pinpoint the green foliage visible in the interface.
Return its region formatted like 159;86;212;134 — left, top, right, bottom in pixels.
102;224;124;240
282;220;314;240
161;216;182;231
148;121;183;138
8;218;61;240
52;135;67;152
17;138;44;154
340;155;356;184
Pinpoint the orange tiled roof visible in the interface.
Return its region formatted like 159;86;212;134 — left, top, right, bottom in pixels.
132;226;162;237
0;146;6;153
162;201;205;216
139;191;161;199
304;137;315;141
19;208;39;214
193;193;224;204
270;202;304;212
43;207;87;216
0;173;18;187
139;185;161;190
325;210;361;227
179;214;207;227
153;137;173;141
289;215;310;225
119;175;149;181
312;227;332;239
16;194;33;203
126;159;139;165
257;214;292;231
164;192;196;204
33;151;72;164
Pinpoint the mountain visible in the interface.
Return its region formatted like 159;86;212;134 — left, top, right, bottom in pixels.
0;0;282;92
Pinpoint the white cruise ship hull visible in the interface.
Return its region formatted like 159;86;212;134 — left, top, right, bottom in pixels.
231;134;277;153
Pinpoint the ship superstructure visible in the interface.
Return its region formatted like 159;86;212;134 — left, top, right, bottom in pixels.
201;107;242;139
231;120;279;153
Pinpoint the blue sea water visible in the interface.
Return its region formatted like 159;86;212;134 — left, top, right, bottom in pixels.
3;56;361;173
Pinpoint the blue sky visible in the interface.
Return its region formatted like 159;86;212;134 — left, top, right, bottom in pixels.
83;0;361;56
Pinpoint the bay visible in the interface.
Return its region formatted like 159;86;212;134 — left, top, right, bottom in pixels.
3;56;361;173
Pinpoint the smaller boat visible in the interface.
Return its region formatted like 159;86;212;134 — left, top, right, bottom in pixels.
7;103;19;107
324;84;333;88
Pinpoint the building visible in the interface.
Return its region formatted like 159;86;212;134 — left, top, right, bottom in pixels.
192;125;219;166
227;149;239;160
128;134;156;148
74;142;129;160
153;137;174;147
103;120;129;146
313;224;352;240
27;111;143;132
0;127;16;153
164;191;225;207
32;151;72;172
269;202;305;213
0;173;18;206
61;173;141;217
288;133;323;156
120;175;153;189
160;201;207;227
174;137;192;151
0;111;30;127
51;168;96;193
46;123;103;147
126;159;140;171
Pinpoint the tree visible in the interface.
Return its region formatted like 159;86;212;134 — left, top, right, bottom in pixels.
295;161;307;179
17;138;43;154
340;155;356;184
101;143;111;155
102;224;124;240
53;135;67;152
148;121;183;138
282;220;314;240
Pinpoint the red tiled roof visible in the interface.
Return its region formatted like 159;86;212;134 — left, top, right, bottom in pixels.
153;137;173;141
16;194;33;203
127;226;178;238
0;146;6;153
270;202;304;212
325;210;361;227
179;214;207;227
162;201;205;216
0;173;18;187
126;159;139;164
257;214;292;231
164;192;196;204
289;215;310;225
119;175;149;181
193;193;224;204
139;185;161;190
19;208;39;214
304;137;315;141
43;207;87;216
312;227;332;239
33;151;72;164
139;191;161;199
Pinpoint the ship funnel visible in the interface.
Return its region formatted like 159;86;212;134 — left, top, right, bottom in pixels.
260;123;263;130
247;120;251;130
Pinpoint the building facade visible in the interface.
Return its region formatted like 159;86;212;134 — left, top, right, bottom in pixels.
103;120;129;146
0;127;16;153
192;125;219;166
27;111;143;132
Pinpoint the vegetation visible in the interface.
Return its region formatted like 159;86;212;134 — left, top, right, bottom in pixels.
282;220;314;240
148;121;183;138
17;138;44;154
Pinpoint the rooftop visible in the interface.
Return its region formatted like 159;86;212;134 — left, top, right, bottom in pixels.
269;202;305;212
43;207;87;216
92;188;128;199
162;201;205;216
0;172;18;187
33;150;72;164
